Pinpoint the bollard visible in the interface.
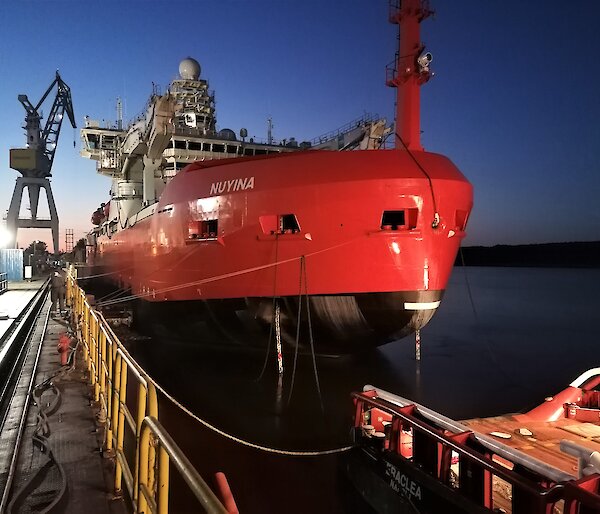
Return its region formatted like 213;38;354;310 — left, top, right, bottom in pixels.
215;472;239;514
57;332;72;366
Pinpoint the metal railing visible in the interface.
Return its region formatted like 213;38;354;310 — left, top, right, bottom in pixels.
352;390;600;513
0;273;7;295
0;279;51;512
66;267;229;514
310;113;380;146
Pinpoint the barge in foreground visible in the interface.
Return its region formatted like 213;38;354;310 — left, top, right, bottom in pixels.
82;0;472;351
346;368;600;513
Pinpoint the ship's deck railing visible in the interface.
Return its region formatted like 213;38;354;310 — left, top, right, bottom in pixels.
0;273;7;295
352;390;600;514
66;268;229;514
309;112;379;146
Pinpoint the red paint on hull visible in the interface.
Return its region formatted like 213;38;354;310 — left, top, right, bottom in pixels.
92;149;472;347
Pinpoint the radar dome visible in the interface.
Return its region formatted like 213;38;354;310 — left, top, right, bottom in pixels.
179;57;201;80
218;128;237;141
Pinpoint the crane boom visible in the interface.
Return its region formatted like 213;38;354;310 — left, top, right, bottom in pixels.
14;71;76;178
41;73;76;173
7;71;76;254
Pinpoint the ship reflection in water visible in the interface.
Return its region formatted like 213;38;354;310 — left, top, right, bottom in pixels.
115;266;599;513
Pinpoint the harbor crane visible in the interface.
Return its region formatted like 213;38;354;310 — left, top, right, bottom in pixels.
6;72;76;254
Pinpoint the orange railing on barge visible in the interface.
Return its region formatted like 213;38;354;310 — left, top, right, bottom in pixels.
352;389;600;514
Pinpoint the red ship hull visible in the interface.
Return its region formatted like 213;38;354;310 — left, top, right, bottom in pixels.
91;149;472;350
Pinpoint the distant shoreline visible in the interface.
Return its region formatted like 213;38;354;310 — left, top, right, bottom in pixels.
456;241;600;268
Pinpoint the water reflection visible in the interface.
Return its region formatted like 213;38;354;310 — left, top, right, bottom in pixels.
118;267;600;445
93;267;600;512
125;334;407;451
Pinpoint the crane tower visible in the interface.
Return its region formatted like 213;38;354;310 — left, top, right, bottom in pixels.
6;71;76;254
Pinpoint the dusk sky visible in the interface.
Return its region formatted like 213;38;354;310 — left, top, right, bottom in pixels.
0;0;599;250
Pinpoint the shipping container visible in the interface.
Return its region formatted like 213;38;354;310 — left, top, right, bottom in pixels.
0;249;24;281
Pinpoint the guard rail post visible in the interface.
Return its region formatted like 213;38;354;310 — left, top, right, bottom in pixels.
109;348;122;468
133;374;148;503
92;312;100;402
114;353;128;496
66;267;73;307
137;417;229;514
145;382;159;500
137;423;168;514
98;325;108;419
104;325;116;453
158;445;170;514
80;292;90;366
85;304;93;376
137;426;153;514
65;274;71;307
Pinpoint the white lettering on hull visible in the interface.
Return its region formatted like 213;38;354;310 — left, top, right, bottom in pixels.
385;462;422;501
209;176;255;196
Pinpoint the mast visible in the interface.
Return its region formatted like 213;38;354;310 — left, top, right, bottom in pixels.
116;97;123;131
267;116;273;145
387;0;433;151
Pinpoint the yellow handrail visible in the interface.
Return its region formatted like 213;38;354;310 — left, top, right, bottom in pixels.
138;416;228;514
66;266;228;513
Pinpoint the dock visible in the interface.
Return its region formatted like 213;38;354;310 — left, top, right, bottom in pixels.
0;275;230;513
0;278;125;512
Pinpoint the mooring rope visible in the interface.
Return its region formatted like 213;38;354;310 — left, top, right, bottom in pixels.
155;380;353;457
303;256;324;413
97;285;131;304
96;235;362;308
286;255;324;412
77;238;363;455
395;132;439;228
112;339;353;457
76;266;134;280
286;259;305;406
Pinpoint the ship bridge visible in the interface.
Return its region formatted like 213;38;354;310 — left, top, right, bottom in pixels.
80;119;125;177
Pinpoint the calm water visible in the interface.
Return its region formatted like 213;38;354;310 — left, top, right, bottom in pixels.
123;267;600;512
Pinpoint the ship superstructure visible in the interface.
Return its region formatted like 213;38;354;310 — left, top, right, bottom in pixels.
81;58;386;242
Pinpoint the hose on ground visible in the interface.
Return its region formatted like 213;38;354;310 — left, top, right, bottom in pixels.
7;381;67;514
6;317;78;513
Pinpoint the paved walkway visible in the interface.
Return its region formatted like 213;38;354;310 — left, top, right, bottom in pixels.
1;297;127;513
0;280;45;346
